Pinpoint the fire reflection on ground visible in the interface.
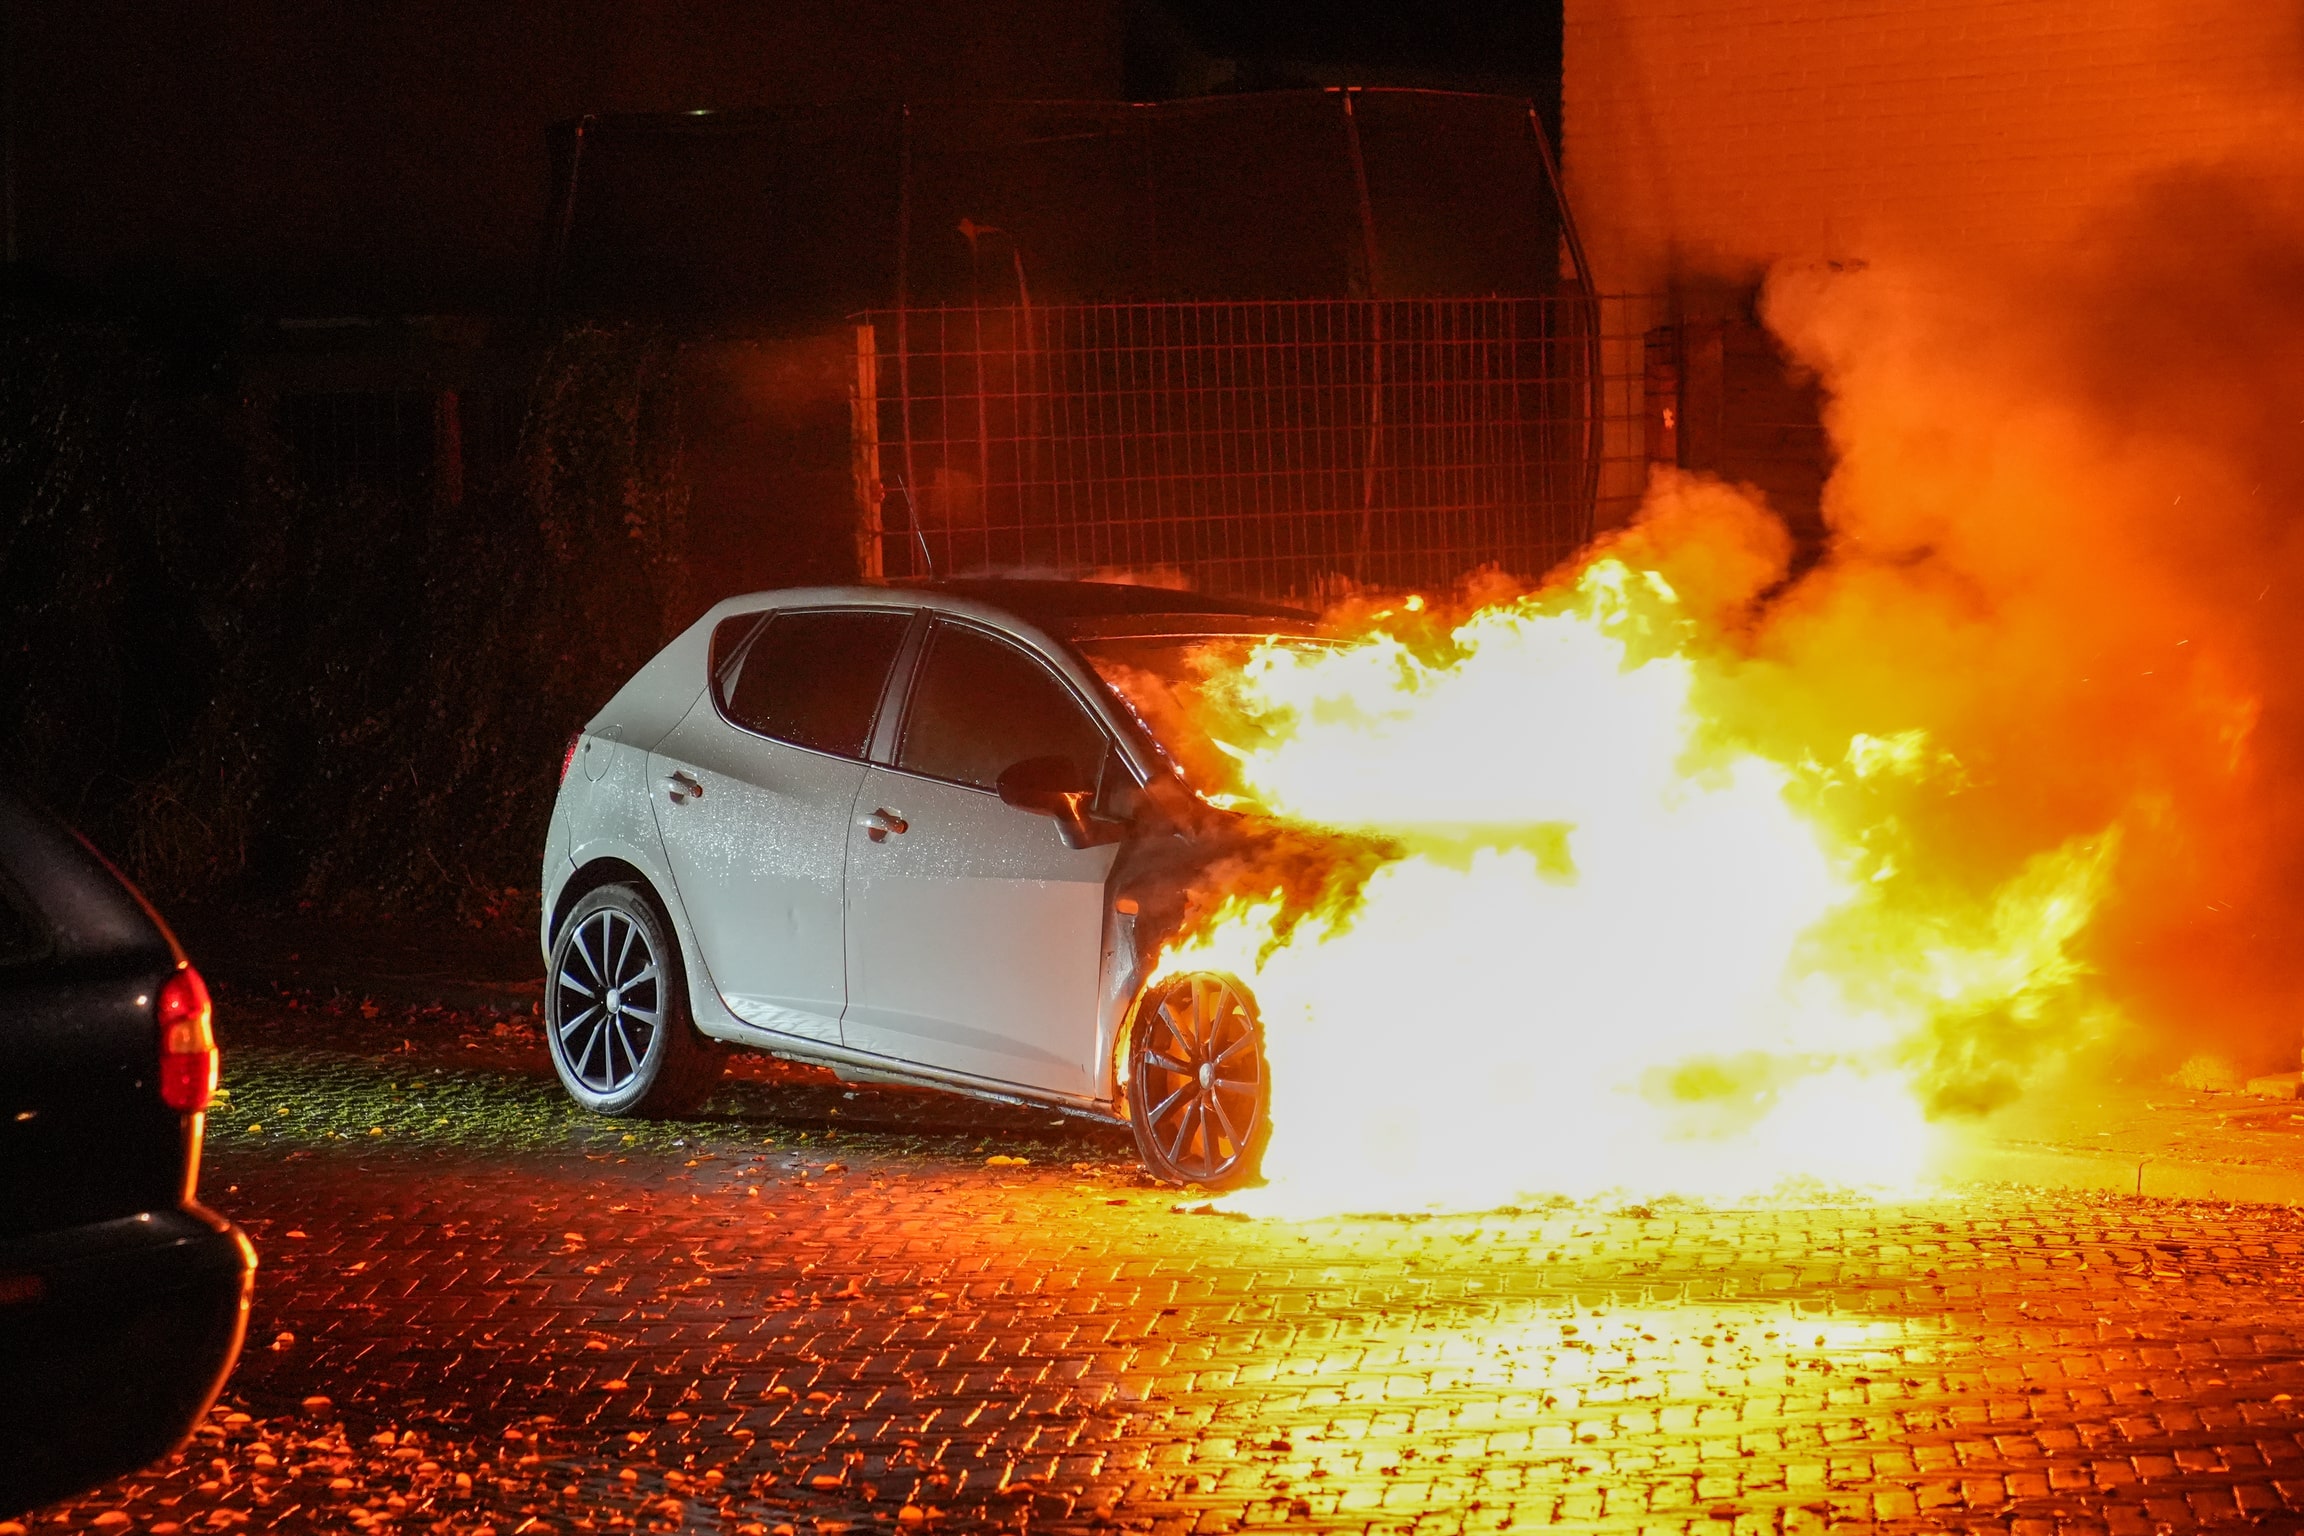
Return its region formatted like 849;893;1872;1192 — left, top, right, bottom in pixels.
93;1125;2304;1527
40;1005;2304;1535
1385;1305;1928;1405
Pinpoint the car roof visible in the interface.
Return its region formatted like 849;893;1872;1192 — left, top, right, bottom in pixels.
703;578;1319;642
677;581;1322;685
887;577;1313;629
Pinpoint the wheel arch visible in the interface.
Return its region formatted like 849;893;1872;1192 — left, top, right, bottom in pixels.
543;864;723;1116
1112;967;1234;1112
1117;966;1261;1072
550;857;674;950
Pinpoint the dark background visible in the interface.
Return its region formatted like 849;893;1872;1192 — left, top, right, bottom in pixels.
2;0;1560;317
0;0;1567;922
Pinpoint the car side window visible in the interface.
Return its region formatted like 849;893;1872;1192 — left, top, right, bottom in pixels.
898;624;1110;793
710;612;771;692
718;609;911;759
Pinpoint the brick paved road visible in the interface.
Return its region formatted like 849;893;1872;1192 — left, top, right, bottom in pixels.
31;990;2304;1536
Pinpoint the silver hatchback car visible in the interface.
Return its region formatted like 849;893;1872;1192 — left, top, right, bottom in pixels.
540;579;1317;1187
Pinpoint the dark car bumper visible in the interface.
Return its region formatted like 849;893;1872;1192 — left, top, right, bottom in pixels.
0;1204;256;1517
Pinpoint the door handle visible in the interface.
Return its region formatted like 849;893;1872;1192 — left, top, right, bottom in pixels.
666;770;703;804
859;808;908;842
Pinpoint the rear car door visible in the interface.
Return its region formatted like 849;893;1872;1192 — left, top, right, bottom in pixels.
842;620;1123;1096
649;606;914;1043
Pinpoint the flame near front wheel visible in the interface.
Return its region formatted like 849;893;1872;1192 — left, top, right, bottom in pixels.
1146;540;2117;1217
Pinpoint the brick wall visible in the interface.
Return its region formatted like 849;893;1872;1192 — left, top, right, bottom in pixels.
1564;0;2304;290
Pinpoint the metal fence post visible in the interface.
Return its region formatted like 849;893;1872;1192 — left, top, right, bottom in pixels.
851;323;883;581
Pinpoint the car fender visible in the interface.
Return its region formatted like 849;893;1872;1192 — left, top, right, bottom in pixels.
1093;900;1146;1107
540;784;576;956
554;728;748;1047
541;738;653;960
557;827;749;1046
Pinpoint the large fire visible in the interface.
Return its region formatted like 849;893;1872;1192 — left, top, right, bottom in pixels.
1132;510;2120;1215
1095;164;2304;1214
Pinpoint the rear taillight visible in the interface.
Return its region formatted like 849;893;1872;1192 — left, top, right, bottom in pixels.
561;731;583;785
158;963;218;1114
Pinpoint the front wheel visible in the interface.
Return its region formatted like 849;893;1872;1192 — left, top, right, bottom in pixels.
546;884;719;1117
1125;972;1269;1189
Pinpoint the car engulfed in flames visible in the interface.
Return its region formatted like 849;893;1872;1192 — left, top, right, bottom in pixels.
1092;529;2117;1217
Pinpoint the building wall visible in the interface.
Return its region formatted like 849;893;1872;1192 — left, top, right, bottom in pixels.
8;0;1125;316
1563;0;2304;291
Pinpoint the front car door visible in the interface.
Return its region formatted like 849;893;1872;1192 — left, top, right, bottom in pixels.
649;606;914;1043
842;619;1127;1096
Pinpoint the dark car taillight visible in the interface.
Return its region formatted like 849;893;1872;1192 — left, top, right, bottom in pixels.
158;963;217;1114
561;731;583;785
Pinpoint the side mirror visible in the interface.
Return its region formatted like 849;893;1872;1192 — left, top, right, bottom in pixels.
996;756;1127;849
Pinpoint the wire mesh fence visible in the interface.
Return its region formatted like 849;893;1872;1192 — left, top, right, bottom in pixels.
1599;291;1670;537
853;295;1660;601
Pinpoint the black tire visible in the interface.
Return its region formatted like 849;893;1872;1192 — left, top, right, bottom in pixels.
545;884;719;1118
1125;972;1269;1189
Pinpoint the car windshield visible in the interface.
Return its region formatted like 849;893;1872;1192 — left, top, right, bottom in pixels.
1074;632;1337;808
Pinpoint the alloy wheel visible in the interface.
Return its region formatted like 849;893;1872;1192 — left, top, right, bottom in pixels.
1130;973;1266;1186
553;906;663;1094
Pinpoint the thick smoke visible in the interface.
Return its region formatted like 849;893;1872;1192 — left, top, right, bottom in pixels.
1730;159;2304;1077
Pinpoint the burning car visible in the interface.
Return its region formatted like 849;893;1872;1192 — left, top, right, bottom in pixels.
540;579;1334;1188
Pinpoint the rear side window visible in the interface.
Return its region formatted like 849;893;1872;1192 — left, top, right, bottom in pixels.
898;624;1109;791
710;612;771;689
719;609;911;758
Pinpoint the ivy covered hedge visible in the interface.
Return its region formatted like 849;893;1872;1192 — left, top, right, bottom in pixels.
1;303;704;924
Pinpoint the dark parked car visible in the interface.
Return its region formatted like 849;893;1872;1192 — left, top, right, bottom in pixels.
0;789;255;1517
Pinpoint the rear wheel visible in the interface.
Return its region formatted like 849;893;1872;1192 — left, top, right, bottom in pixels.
546;884;719;1117
1125;972;1269;1189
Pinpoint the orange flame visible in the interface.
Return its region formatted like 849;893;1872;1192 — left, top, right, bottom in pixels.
1146;540;2118;1215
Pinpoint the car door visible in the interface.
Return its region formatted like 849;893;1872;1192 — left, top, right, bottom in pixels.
649;606;914;1044
842;619;1123;1096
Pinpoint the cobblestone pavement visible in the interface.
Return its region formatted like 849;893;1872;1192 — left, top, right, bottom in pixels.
31;987;2304;1536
